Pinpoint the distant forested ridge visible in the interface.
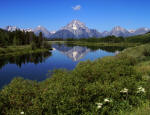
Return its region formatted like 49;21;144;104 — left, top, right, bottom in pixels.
50;32;150;44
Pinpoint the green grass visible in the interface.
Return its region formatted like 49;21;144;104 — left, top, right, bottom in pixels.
120;44;150;58
118;43;150;79
0;45;49;57
121;102;150;115
134;61;150;78
120;43;150;76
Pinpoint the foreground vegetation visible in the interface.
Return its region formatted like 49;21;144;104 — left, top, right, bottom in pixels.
0;43;150;114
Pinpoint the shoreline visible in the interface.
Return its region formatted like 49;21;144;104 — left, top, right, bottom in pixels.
0;45;50;57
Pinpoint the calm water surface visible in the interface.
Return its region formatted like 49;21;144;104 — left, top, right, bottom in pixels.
0;43;125;88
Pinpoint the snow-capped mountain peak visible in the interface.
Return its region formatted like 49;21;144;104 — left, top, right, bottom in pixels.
50;31;56;34
72;24;78;30
128;29;135;33
50;20;103;39
133;27;150;35
112;26;127;32
63;20;87;30
109;26;130;37
34;26;51;38
2;20;150;39
22;28;33;32
4;26;19;32
144;28;149;31
72;20;86;28
37;25;43;28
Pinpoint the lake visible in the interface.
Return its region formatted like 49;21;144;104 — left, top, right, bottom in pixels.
0;43;125;88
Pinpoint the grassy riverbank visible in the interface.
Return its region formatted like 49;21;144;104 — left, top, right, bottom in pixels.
119;44;150;114
0;45;50;57
48;41;139;47
0;43;150;114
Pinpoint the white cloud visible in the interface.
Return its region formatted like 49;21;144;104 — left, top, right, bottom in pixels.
72;5;81;11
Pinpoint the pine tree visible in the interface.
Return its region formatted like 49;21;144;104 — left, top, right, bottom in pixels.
13;36;18;46
38;32;43;48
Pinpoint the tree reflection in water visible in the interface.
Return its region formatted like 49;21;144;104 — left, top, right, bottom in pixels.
0;51;52;69
64;43;126;52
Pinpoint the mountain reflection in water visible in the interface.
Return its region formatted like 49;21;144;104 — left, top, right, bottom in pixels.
52;44;91;61
52;43;126;61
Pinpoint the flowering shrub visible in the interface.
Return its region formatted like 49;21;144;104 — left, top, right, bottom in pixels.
0;55;150;114
137;87;145;93
96;103;103;109
120;88;128;93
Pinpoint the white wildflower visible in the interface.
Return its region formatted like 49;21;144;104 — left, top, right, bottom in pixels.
115;51;120;55
137;86;145;93
104;98;111;103
20;111;24;114
96;103;103;109
120;88;128;93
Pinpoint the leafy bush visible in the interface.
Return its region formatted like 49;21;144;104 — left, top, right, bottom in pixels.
142;48;150;56
0;78;41;114
0;55;150;114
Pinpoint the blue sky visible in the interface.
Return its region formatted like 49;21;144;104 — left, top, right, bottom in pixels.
0;0;150;31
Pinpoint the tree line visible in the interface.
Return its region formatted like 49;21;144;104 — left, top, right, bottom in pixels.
50;32;150;43
0;29;50;49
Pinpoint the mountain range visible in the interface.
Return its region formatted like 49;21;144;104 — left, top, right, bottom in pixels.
2;20;150;39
